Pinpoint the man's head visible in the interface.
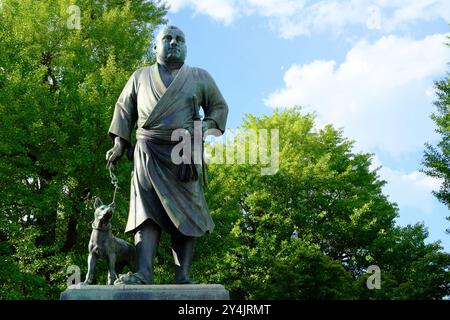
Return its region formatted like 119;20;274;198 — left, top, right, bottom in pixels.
154;25;187;67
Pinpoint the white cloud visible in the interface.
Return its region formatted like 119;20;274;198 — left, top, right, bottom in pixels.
264;34;450;156
164;0;450;38
386;0;450;30
370;155;443;214
369;158;448;250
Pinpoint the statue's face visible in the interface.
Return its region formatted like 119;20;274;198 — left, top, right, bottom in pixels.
155;26;187;65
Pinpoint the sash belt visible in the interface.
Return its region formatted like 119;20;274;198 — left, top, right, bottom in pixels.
135;127;199;182
136;127;180;144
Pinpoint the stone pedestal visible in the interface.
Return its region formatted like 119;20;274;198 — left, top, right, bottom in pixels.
60;284;229;300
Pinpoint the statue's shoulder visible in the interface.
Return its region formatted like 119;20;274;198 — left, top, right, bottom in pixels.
189;66;213;81
132;66;152;79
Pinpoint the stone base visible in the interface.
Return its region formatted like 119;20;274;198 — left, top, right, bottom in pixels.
60;284;230;300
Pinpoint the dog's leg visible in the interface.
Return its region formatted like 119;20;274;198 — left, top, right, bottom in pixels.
83;253;96;285
107;254;117;285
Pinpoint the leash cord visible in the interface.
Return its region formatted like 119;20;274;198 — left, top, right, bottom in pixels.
109;167;119;204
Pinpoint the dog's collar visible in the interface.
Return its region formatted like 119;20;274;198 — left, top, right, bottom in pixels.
91;222;111;231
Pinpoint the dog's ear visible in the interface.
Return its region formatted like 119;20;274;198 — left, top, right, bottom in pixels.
109;202;116;211
94;197;103;209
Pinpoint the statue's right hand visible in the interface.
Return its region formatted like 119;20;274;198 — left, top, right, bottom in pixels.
106;137;126;170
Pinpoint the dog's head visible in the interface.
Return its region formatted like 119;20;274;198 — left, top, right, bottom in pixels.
93;197;115;225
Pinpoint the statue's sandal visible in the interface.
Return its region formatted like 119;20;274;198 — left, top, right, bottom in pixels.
114;272;149;285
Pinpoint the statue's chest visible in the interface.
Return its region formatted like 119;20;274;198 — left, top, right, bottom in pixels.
92;244;107;257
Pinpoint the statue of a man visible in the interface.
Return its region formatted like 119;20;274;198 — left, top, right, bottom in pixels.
106;25;228;285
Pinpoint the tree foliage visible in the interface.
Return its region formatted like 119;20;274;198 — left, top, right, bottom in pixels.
422;66;450;211
0;0;166;299
194;109;450;299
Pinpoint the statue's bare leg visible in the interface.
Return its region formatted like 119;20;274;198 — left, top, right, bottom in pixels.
135;219;161;284
114;219;160;285
171;235;197;284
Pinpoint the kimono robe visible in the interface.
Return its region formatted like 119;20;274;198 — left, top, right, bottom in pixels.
108;63;228;237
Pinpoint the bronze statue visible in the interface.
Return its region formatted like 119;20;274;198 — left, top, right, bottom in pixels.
106;25;228;285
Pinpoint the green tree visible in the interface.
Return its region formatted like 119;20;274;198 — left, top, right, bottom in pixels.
422;71;450;210
0;0;166;299
192;108;450;299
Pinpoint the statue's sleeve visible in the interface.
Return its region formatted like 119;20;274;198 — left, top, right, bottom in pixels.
108;70;139;145
199;70;229;134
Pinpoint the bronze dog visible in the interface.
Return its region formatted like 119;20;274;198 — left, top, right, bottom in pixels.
83;197;136;285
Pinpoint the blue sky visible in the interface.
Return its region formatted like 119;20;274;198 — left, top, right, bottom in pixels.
162;0;450;251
